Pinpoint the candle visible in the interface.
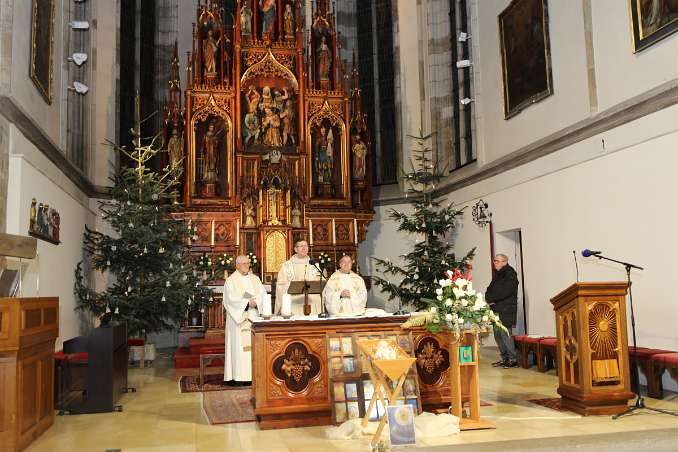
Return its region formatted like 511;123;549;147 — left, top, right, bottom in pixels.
332;219;336;245
281;294;292;317
354;219;358;245
308;219;313;245
210;220;215;246
262;293;272;316
236;220;240;247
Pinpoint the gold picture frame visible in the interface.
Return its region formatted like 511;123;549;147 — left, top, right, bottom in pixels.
629;0;678;53
30;0;55;104
498;0;553;119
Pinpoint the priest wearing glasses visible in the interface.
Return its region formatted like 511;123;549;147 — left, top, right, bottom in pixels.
223;254;266;385
275;240;322;315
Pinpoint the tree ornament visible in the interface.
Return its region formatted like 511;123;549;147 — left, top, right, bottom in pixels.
106;260;111;266
161;295;166;302
114;307;119;314
151;193;158;200
166;281;171;287
106;305;111;313
111;245;117;251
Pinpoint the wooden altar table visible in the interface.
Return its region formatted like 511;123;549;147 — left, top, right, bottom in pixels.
251;315;489;430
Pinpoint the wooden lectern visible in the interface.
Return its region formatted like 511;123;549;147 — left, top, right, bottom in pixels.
0;297;59;451
550;282;634;415
288;280;321;316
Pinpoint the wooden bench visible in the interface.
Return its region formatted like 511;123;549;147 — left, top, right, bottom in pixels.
628;346;670;398
649;352;678;399
536;337;557;372
199;346;225;388
515;336;541;369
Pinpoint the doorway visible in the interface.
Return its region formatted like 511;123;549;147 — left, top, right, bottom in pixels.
493;229;528;334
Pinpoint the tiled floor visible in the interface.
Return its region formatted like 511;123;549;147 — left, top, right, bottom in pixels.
27;348;678;452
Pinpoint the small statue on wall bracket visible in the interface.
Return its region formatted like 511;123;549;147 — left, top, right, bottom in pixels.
28;198;61;244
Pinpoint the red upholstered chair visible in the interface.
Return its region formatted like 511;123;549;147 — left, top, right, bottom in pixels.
537;337;557;373
199;346;225;388
628;346;670;398
54;350;90;411
128;338;146;368
648;353;678;399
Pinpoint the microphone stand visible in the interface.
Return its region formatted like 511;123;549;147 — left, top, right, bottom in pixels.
310;261;329;318
588;254;677;419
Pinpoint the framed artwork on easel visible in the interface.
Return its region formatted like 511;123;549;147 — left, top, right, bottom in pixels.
30;0;55;104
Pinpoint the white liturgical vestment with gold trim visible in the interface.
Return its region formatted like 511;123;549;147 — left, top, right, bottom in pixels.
322;270;367;316
275;255;321;315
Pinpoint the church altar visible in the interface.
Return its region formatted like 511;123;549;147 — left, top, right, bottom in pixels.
162;0;374;284
251;315;486;429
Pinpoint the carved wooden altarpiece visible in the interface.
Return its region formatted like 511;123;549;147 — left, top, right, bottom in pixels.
163;0;373;285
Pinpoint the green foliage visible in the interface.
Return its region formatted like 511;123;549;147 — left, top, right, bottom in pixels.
371;128;475;311
74;133;212;337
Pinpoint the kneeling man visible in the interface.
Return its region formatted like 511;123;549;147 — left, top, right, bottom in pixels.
322;255;367;316
223;255;266;384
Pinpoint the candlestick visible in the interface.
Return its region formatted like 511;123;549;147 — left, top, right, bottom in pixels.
262;293;272;317
236;220;240;247
309;219;313;245
332;219;336;245
354;219;358;245
210;220;215;246
281;294;292;318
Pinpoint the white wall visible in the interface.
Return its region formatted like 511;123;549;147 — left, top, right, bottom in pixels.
6;124;96;349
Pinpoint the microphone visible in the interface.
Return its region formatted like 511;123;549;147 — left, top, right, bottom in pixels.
581;249;602;257
572;250;579;282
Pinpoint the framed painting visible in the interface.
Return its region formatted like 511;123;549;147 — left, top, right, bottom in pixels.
498;0;553;119
30;0;55;104
629;0;678;52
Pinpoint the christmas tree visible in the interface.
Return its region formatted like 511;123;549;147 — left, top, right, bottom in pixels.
74;98;211;338
371;129;474;311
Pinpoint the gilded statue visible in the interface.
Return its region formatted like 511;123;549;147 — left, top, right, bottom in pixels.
203;29;221;77
260;0;277;39
262;107;282;147
318;36;331;81
167;127;184;169
280;100;295;146
244;199;257;227
284;3;295;39
315;125;334;183
30;198;37;232
240;4;253;37
351;134;367;180
290;203;302;228
201;122;223;184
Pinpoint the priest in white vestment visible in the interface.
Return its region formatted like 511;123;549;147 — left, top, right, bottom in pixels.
223;255;266;383
322;255;367;316
275;240;322;315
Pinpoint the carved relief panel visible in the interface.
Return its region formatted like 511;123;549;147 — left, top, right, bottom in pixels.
267;336;327;402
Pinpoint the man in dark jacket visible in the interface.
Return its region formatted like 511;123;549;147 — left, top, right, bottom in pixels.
485;254;519;368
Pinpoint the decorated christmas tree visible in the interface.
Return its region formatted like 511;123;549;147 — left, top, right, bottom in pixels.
371;129;475;312
74;98;211;338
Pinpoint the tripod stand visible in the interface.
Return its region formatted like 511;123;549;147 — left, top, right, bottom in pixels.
589;253;678;419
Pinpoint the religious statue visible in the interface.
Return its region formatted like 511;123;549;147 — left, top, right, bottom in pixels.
290;202;302;228
318;36;331;82
259;0;277;39
273;88;288;111
43;204;51;236
260;86;274;111
201;122;222;184
351;134;367;180
284;3;295;39
240;3;253;37
167;127;184;169
243;111;260;146
262;107;282;147
52;211;60;242
280;100;295;146
244;199;257;227
246;85;261;113
30;198;37;232
203;28;221;78
315;126;334;184
37;202;44;234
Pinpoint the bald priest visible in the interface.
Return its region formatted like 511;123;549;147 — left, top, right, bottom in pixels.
322;255;367;316
223;255;266;384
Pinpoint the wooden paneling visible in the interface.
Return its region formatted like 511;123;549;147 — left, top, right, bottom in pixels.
0;297;58;452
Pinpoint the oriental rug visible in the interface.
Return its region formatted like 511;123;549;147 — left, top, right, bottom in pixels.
179;374;251;393
202;389;256;425
527;397;570;412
